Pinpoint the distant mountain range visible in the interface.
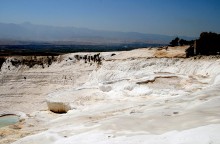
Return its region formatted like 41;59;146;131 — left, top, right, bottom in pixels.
0;22;194;45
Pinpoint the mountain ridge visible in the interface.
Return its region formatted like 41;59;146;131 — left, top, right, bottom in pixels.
0;22;194;44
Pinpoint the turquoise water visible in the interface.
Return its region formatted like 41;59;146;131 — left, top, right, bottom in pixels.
0;115;19;128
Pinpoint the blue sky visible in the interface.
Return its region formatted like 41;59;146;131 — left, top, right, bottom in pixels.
0;0;220;37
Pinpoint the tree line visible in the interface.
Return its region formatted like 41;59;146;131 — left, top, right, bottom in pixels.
169;37;194;47
169;32;220;56
196;32;220;55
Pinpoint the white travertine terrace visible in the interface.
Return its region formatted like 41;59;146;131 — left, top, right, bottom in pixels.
1;46;220;144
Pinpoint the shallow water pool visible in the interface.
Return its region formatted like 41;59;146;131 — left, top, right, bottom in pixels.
0;115;19;128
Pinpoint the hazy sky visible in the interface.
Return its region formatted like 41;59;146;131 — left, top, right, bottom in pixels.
0;0;220;37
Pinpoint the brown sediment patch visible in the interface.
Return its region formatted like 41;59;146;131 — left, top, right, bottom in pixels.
47;102;71;114
153;46;188;58
136;76;178;84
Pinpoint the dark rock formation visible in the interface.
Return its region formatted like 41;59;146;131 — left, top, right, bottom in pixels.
111;53;116;56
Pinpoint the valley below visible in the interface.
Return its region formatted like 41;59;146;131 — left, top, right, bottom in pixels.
1;46;220;144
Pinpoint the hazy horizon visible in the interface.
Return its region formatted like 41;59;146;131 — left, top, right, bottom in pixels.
1;0;220;37
0;21;197;38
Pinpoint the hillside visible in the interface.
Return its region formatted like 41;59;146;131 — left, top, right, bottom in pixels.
0;22;194;44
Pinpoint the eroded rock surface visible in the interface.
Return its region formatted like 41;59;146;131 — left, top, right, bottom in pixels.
1;47;220;144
